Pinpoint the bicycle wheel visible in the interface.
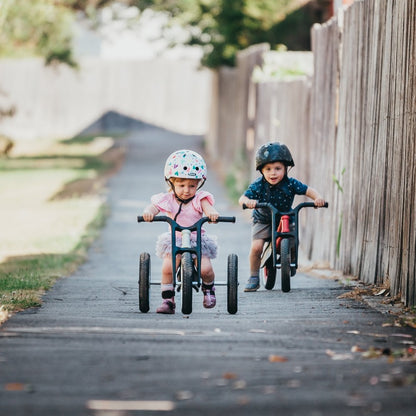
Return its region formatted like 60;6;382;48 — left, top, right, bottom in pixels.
181;252;194;314
280;239;291;292
138;252;150;313
227;254;238;314
263;256;276;290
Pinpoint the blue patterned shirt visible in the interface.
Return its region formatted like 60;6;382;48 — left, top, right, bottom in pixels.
244;176;308;223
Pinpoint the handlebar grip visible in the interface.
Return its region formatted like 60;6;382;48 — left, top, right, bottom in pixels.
216;216;236;223
137;215;170;223
242;204;248;210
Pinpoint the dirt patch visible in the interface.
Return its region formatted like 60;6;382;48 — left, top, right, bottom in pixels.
51;144;126;200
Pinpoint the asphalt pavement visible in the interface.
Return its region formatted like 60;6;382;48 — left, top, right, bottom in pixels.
0;125;415;416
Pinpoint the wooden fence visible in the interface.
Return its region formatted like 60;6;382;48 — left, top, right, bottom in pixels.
206;0;416;306
0;57;211;139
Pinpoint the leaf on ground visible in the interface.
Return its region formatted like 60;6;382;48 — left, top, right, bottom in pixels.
0;306;9;324
223;372;238;379
268;354;288;363
5;382;26;391
351;345;365;352
325;349;354;360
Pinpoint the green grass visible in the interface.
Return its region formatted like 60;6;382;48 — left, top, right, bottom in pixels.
0;136;118;318
0;204;108;311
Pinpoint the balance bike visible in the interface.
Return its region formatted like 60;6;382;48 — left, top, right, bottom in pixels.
244;202;328;292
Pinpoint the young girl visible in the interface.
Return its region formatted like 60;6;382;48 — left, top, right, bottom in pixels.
239;141;325;292
142;149;220;314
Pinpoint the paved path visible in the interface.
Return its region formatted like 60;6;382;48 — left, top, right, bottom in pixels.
1;125;415;416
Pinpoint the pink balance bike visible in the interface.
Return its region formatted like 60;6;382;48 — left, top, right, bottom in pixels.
137;215;238;315
243;202;328;292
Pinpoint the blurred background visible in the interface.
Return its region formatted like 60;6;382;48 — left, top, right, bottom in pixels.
0;0;340;140
3;1;415;315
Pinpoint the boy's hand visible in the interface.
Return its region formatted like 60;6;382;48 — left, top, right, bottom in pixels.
314;198;326;207
244;199;258;209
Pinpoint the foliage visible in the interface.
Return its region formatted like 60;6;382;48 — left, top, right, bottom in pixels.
0;0;326;68
0;0;115;66
131;0;324;68
0;0;76;66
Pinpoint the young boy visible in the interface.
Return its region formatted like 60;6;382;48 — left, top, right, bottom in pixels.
238;142;325;292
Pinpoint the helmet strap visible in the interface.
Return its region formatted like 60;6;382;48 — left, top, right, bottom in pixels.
196;178;206;190
173;201;183;222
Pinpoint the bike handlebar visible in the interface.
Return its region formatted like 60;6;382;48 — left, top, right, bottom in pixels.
137;215;236;227
242;201;328;215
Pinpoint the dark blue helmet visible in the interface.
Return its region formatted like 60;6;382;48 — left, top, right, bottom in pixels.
255;142;294;171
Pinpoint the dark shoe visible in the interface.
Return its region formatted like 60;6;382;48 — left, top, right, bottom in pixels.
156;298;175;314
202;286;216;309
244;276;260;292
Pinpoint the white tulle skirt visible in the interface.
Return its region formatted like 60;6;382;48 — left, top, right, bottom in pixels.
155;232;218;259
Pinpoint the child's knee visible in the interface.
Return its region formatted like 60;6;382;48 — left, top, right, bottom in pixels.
251;239;264;256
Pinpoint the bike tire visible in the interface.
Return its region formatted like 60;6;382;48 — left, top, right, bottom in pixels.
181;252;193;314
138;252;150;313
227;254;238;314
280;239;291;292
263;256;276;290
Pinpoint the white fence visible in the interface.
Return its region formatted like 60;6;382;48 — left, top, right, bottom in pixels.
0;57;212;140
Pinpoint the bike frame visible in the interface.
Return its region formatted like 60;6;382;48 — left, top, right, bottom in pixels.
250;202;328;270
167;217;205;289
137;215;235;288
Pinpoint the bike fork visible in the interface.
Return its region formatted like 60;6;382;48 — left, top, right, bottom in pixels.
276;215;290;249
175;229;199;292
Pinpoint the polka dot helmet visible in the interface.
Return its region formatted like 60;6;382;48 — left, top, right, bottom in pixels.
164;149;207;181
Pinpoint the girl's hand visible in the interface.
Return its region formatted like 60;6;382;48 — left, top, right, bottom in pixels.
142;211;155;222
207;212;219;222
201;198;219;222
142;204;159;221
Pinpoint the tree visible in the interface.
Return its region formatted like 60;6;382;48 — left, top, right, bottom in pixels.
0;0;329;68
130;0;329;68
0;0;117;67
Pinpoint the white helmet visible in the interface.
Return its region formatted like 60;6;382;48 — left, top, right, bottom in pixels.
164;149;207;181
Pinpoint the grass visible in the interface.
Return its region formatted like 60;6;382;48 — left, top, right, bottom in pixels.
0;135;122;322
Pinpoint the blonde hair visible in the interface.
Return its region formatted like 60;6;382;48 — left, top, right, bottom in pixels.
166;177;201;192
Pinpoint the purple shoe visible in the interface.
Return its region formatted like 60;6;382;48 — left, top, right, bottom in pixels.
202;286;216;309
156;298;175;314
